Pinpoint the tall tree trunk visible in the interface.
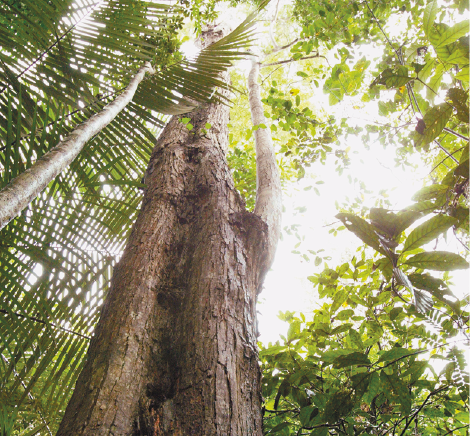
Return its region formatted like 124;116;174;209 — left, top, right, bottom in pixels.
57;26;278;435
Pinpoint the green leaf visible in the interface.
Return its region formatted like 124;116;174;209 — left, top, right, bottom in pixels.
336;213;386;255
181;117;191;124
372;66;412;89
447;88;469;123
413;104;453;148
408;273;452;295
259;345;286;357
300;406;318;426
310;428;328;436
323;390;354;423
402;360;428;384
411;185;449;202
269;422;290;433
336;309;355;321
381;372;412;414
454;159;469;178
377;348;417;363
435;20;470;47
333;352;371;368
423;0;438;38
402;215;457;254
363;371;381;405
287;320;301;342
321;349;358;364
455;412;470;423
186;123;194;131
351;372;371;400
455;66;469;83
389;307;403;321
404;251;469;271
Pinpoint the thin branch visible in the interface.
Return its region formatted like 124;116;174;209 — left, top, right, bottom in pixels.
269;0;282;50
436;141;459;163
453;227;469;252
442;425;470;436
261;54;323;68
398;386;449;436
429;145;466;173
443;127;469;141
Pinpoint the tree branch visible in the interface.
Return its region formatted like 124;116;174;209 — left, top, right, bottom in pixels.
261;54;322;68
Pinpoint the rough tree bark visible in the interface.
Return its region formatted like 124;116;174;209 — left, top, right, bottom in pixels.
57;25;281;435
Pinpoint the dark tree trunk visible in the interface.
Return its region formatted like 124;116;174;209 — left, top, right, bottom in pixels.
57;30;272;435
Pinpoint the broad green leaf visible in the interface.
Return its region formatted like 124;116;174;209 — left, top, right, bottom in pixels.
455;412;470;423
427;63;445;100
447;88;469;123
411;185;449;202
394;209;428;237
287;320;301;342
455;66;469;84
408;273;452;295
381;372;412;414
363;371;381;404
372;66;412;89
389;307;403;321
404;251;469;271
336;213;386;255
413;103;453;148
377;348;418;363
454;159;469;178
423;0;438;38
299;406;318;426
333;352;371;368
402;360;428;384
435;20;470;48
321;349;358;364
259;345;286;357
370;208;399;238
310;428;328;436
335;309;354;321
402;215;457;253
269;422;290;433
323;390;354;423
351;372;371;400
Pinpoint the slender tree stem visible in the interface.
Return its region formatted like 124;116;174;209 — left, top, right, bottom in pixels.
0;62;155;230
247;59;282;271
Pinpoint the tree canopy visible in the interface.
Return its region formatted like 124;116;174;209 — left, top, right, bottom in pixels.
0;0;468;434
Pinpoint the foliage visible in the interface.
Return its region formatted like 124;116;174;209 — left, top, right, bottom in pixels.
257;0;469;434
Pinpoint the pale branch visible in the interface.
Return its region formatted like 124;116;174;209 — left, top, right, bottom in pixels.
0;62;155;230
268;0;282;50
247;59;282;271
261;54;322;68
